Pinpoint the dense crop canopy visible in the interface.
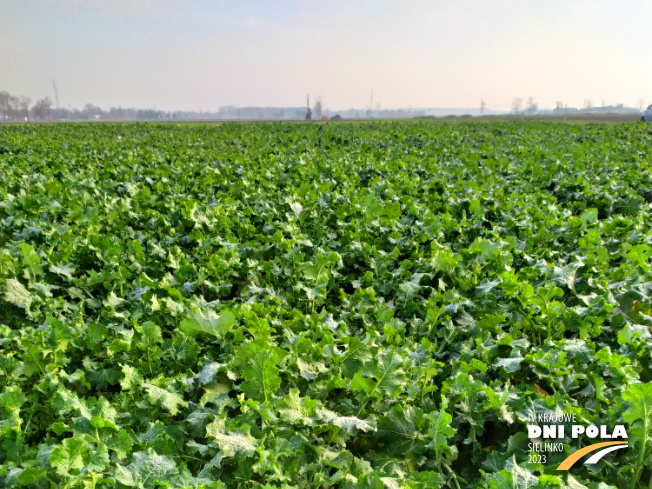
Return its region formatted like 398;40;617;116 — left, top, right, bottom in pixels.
1;121;651;488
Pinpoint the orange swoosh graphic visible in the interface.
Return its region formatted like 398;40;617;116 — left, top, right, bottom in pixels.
557;441;628;470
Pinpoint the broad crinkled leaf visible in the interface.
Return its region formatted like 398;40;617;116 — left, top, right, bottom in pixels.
377;406;428;456
397;281;420;307
237;340;282;401
351;351;405;399
622;382;652;452
5;279;31;309
277;389;318;425
20;242;44;278
106;430;135;459
180;308;235;338
198;361;229;385
142;383;188;415
488;455;539;488
50;263;76;280
50;438;87;475
320;409;377;434
114;449;177;488
206;419;258;458
51;388;93;419
495;354;524;373
289;201;303;217
104;291;126;308
87;442;110;472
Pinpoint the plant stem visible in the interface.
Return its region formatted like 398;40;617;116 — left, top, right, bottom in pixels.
538;292;551;340
420;364;431;402
357;399;368;417
632;427;650;489
444;464;461;489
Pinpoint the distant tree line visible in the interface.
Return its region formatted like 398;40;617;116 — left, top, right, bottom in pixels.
0;89;182;122
0;91;36;121
3;87;644;122
509;96;640;116
0;88;425;122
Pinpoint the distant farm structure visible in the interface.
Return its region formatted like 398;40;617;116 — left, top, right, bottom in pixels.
305;94;312;121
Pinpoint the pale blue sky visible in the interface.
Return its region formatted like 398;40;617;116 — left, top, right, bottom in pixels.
1;0;650;111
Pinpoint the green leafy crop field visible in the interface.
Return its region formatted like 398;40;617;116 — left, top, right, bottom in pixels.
1;121;651;488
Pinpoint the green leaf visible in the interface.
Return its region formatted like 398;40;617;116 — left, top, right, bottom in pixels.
51;388;93;419
0;386;26;412
87;442;110;472
377;406;427;456
142;382;188;415
50;263;76;280
20;242;44;279
320;410;377;434
580;208;598;226
303;253;336;282
50;438;87;475
180;308;235;338
206;419;258;458
106;430;134;459
104;291;126;308
397;281;420;306
17;467;46;485
487;455;539;488
4;279;30;309
114;449;177;488
237;340;282;401
289;201;303;217
277;389;317;425
121;364;142;390
352;351;405;399
549;261;582;291
199;453;224;478
351;373;376;396
622;382;652;454
495;354;524;373
428;406;457;464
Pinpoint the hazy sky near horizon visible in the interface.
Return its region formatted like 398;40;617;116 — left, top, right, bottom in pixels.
1;0;651;112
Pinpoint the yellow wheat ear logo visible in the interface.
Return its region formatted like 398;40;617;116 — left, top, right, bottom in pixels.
557;441;628;470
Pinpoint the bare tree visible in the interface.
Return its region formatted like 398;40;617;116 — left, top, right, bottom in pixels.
511;97;523;114
638;98;645;110
8;95;20;120
480;98;486;115
32;97;53;121
583;99;593;110
525;96;537;115
0;91;10;120
555;101;564;110
19;96;31;121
